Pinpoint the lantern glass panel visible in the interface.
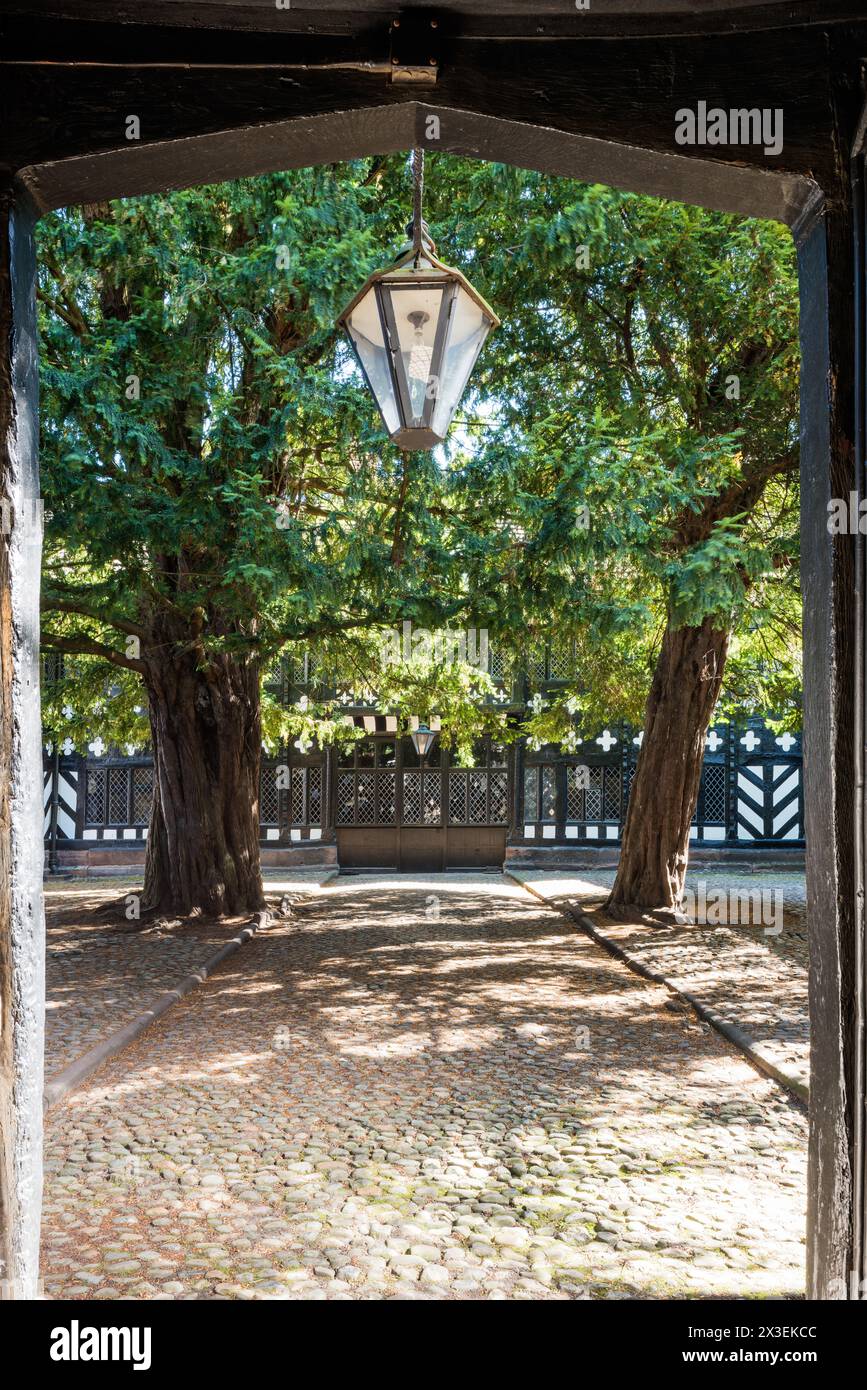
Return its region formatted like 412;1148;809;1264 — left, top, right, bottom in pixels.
385;283;445;422
412;725;437;758
344;285;400;435
431;285;493;437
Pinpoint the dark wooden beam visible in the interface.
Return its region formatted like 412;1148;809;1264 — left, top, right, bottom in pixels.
14;103;818;225
0;0;866;1304
798;200;860;1300
2;21;861;192
5;0;867;41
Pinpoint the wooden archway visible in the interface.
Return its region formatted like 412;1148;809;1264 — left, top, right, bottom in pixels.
1;1;865;1300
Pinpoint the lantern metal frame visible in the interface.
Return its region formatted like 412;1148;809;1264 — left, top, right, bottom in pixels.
410;722;439;760
337;149;500;451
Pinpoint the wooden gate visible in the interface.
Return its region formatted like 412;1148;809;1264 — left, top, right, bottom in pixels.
335;736;508;870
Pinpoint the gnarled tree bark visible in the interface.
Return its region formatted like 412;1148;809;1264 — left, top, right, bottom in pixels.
606;614;729;913
141;644;266;917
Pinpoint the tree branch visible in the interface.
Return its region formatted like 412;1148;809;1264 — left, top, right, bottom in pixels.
41;630;147;674
41;595;146;639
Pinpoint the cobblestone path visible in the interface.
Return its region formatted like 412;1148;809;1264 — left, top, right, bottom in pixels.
512;870;809;1097
44;871;333;1078
44;882;234;1076
40;874;806;1301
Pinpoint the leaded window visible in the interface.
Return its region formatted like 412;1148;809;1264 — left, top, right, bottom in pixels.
260;766;279;825
565;764;620;822
377;771;397;824
524;766;538;820
131;766;153;823
84;763;153;827
603;767;621;820
403;771;442;825
355;771;377;824
307;765;322;825
699;763;726;823
566;765;584;821
336;771;355;824
448;771;467;823
106;766;128;823
85;768;106;824
489;770;508;823
524;764;557;821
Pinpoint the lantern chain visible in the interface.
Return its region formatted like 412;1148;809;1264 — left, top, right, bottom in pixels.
411;145;425;263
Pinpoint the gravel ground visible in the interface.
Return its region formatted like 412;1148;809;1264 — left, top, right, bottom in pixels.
511;870;809;1097
40;873;807;1301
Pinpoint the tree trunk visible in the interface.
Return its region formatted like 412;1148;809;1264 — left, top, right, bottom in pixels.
141;649;266;917
607;614;730;913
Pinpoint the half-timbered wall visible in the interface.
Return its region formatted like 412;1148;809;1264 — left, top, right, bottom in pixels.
43;716;803;855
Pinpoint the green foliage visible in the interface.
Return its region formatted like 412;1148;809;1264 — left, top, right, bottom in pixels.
38;155;801;750
422;164;800;728
41;656;148;752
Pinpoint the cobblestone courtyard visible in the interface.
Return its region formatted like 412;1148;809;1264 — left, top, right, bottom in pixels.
40;874;807;1300
512;869;809;1098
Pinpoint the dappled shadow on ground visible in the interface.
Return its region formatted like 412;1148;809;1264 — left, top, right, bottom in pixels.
44;884;252;1076
40;875;806;1301
579;906;808;1082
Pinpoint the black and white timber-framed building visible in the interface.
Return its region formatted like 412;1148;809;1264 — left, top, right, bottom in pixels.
43;647;805;873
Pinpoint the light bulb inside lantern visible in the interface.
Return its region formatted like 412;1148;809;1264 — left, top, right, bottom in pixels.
406;310;432;419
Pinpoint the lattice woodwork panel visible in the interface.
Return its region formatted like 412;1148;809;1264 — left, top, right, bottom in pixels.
85;768;106;824
258;767;278;825
547;638;573;680
286;651;307;685
107;766;129;824
422;772;442;825
523;767;539;821
43;650;64;683
336;772;355;825
702;764;726;822
131;766;153;824
355;771;377;825
289;768;305;825
489;770;508;824
603;767;621;821
308;766;322;826
404;772;442;825
528;647;546;683
403;771;423;824
467;771;488;824
377;771;396;824
585;766;603;820
566;766;583;821
448;772;467;824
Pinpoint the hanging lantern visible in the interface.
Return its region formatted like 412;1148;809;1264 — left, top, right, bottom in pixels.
410;722;439;759
338;148;499;450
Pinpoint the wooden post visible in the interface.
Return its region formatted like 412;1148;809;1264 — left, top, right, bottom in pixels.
798;191;862;1299
0;181;45;1301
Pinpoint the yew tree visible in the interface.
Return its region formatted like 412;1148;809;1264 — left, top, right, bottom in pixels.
421;167;800;910
38;168;473;915
39;157;800;919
